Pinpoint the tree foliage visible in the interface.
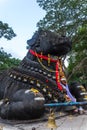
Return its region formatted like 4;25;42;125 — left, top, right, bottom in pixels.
37;0;87;36
0;21;19;70
0;21;16;40
67;24;87;84
0;48;21;70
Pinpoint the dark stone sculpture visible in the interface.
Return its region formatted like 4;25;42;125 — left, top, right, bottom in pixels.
0;30;86;119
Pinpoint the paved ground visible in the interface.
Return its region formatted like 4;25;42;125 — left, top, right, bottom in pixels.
0;113;87;130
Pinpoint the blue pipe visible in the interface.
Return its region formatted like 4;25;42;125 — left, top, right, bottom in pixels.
44;101;87;107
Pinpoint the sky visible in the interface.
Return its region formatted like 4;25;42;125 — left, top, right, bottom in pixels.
0;0;45;59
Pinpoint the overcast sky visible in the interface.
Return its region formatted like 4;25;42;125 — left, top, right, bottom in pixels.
0;0;45;59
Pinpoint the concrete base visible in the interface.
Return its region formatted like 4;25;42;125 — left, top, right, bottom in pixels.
0;112;87;130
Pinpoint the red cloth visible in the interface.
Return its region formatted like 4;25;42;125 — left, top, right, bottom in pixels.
29;49;63;91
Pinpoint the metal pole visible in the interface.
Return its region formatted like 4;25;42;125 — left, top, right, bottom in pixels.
44;101;87;107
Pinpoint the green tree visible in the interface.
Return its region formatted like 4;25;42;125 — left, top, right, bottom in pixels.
37;0;87;36
67;24;87;84
0;48;21;70
0;21;16;40
0;21;20;70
